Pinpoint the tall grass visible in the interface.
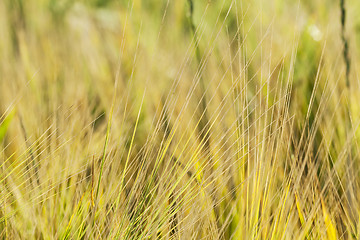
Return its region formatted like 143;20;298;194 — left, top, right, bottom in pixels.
1;0;360;239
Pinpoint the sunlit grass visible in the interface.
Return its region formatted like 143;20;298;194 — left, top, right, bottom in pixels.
1;0;360;239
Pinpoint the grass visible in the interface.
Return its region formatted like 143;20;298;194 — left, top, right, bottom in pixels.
1;0;360;239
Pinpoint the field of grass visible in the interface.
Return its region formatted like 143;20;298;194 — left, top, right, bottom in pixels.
1;0;360;239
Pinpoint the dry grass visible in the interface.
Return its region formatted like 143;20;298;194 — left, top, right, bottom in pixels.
1;0;360;239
